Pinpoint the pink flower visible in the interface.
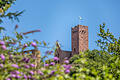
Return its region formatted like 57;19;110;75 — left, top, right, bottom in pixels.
10;74;16;77
30;64;35;67
0;54;5;60
28;75;32;79
0;41;5;45
24;64;30;69
1;45;7;50
29;71;34;75
31;42;37;47
50;62;55;66
15;71;20;74
24;74;27;79
63;65;71;69
44;64;49;67
53;57;59;61
23;44;28;48
64;60;69;64
11;64;19;68
37;70;44;75
10;71;20;74
64;69;70;74
6;78;11;80
16;75;21;79
50;70;55;75
0;64;3;68
64;57;68;60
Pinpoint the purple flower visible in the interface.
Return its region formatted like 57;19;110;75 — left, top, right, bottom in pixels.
28;76;31;79
53;57;59;61
0;54;5;60
22;57;29;63
50;70;55;75
9;55;13;60
0;64;3;68
31;42;37;47
10;74;16;77
6;78;11;80
29;71;34;75
44;64;49;67
25;58;30;63
1;45;7;50
24;74;27;79
16;75;21;79
15;71;20;74
37;70;44;75
63;65;71;69
0;41;5;45
63;65;66;67
10;71;16;74
22;57;26;61
30;64;35;67
24;64;30;69
22;57;28;62
50;62;55;66
64;60;69;64
11;64;19;68
23;44;28;48
64;57;68;60
21;72;23;75
65;69;70;74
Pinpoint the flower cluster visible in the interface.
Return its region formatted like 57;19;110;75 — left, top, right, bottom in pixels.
0;40;72;80
63;60;71;74
0;41;6;50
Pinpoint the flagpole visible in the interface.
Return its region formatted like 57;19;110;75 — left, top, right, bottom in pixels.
78;16;82;25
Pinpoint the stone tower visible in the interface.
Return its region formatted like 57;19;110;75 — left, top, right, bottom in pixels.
72;25;88;55
55;25;88;63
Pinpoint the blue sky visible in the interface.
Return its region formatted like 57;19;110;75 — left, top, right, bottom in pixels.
1;0;120;53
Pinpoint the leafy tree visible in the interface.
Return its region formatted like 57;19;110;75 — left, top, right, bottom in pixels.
69;23;120;80
96;23;120;55
0;0;24;24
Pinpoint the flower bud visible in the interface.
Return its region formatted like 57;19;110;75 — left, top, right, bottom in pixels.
0;41;5;45
1;45;7;50
0;54;5;60
31;42;37;47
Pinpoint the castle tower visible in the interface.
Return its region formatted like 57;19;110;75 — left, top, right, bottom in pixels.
72;25;88;54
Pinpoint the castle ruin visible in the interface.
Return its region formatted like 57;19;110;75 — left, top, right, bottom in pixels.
55;25;88;63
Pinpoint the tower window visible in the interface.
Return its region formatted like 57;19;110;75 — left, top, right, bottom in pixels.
74;48;76;52
80;30;86;34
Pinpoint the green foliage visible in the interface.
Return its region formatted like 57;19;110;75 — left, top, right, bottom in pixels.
96;23;120;55
69;23;120;80
70;50;120;79
0;0;24;23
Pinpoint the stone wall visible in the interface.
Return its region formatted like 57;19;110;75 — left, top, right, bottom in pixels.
55;42;72;63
